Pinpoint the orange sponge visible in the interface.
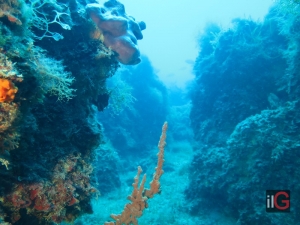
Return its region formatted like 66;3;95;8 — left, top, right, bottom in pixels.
0;78;18;102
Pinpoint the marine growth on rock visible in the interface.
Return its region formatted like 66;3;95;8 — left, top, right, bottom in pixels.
86;0;146;65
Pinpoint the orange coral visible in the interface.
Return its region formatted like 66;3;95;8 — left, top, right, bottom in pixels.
143;121;167;198
105;122;168;225
0;78;18;102
0;7;22;26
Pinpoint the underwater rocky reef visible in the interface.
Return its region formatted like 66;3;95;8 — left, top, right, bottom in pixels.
1;0;300;224
187;2;300;225
0;0;147;224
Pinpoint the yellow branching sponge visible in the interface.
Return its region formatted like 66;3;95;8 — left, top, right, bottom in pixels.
104;122;168;225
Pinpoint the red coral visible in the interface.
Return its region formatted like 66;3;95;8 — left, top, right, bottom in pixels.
8;186;32;208
34;195;50;212
30;189;39;200
68;196;79;206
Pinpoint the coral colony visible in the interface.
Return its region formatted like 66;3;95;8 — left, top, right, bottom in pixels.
105;122;167;225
